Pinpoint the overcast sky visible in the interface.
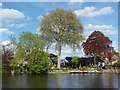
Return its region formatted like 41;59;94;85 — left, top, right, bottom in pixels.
0;1;119;59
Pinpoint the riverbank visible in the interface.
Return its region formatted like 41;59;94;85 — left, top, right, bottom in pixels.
1;69;120;74
48;69;120;74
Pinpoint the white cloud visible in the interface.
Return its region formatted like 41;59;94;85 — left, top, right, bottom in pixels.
85;24;113;30
0;9;25;26
2;40;10;46
37;15;43;22
0;3;2;6
47;43;85;59
0;28;14;34
74;7;113;17
37;13;49;21
9;23;15;27
84;24;117;36
9;23;25;28
112;41;118;52
16;24;25;28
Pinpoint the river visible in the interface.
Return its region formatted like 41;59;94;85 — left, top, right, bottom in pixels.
2;73;119;88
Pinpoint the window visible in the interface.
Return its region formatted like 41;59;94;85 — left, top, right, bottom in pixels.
113;58;118;61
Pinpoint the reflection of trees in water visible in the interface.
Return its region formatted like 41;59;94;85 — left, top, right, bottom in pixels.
99;74;118;88
2;74;118;88
26;74;48;88
57;74;61;89
2;74;10;88
108;74;118;88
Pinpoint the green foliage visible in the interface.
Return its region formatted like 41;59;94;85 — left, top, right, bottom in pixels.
5;49;14;57
9;58;18;71
16;32;46;59
0;49;3;55
19;63;24;72
112;51;119;56
72;56;79;63
7;34;17;53
40;8;84;48
51;65;56;69
72;56;79;68
13;31;49;74
28;50;49;74
117;60;120;64
39;8;85;68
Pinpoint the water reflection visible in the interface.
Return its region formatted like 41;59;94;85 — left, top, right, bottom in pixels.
2;73;118;88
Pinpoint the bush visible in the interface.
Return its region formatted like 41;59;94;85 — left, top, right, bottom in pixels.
9;58;19;71
28;50;49;74
72;56;79;68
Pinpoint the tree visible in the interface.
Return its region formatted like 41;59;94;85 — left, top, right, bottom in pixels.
82;31;114;65
39;8;84;69
2;49;14;71
15;32;49;74
0;49;3;55
28;49;48;74
112;51;119;56
72;56;79;68
7;34;17;53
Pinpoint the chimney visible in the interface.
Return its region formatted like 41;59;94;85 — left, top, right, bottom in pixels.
3;45;5;53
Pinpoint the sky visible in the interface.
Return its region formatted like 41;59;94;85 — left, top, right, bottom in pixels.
0;1;119;59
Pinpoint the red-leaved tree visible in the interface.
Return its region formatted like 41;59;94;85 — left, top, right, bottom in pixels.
82;31;114;65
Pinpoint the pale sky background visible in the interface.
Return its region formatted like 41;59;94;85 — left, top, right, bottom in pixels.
0;0;119;59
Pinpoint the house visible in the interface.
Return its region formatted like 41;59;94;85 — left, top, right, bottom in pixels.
65;56;104;67
104;55;120;65
48;53;58;66
85;57;104;66
48;53;66;67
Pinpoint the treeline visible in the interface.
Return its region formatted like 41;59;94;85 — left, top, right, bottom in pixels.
2;32;49;74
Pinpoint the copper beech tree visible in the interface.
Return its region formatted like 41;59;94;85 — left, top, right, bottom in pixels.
82;31;114;65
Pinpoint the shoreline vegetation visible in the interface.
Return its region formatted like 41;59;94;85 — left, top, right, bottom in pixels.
1;68;120;74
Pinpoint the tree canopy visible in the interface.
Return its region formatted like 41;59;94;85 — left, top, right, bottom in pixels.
7;34;17;54
82;31;114;64
39;8;85;68
10;32;49;74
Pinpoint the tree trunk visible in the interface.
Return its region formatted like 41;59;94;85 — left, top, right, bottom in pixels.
57;38;61;69
94;53;97;66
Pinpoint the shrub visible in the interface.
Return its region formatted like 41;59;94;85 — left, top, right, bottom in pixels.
72;56;79;68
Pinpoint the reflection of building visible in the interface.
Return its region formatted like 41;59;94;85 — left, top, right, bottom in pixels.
104;55;120;65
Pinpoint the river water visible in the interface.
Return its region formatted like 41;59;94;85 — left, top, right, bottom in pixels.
2;73;119;88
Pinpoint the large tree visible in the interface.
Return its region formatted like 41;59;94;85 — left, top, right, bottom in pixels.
12;32;49;74
39;8;84;68
82;31;114;65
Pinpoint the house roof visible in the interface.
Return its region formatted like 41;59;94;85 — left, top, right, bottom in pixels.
86;57;104;63
65;57;72;62
49;53;57;57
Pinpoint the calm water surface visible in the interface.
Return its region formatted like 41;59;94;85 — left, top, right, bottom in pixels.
2;73;119;88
